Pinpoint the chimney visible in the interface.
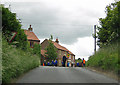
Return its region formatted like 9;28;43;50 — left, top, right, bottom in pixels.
55;38;59;43
28;25;33;32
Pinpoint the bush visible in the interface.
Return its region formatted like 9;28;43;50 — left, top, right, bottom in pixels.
87;42;119;74
2;39;40;83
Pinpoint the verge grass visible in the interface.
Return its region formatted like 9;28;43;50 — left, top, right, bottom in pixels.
2;39;40;83
87;42;119;75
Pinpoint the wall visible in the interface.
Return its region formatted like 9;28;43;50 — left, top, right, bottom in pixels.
41;39;49;50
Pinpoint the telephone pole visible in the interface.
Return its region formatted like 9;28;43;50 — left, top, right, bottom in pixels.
94;25;96;54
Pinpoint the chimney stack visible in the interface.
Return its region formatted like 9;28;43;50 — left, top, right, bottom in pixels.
28;25;33;32
55;38;59;43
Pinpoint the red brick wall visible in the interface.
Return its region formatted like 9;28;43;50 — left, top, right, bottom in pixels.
41;39;49;50
28;40;40;48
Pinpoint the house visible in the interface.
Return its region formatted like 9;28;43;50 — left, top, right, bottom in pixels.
41;38;75;67
24;25;40;48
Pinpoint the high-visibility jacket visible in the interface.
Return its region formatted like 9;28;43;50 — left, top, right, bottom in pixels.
83;60;85;64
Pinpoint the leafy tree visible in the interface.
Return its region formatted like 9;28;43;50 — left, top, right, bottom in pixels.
97;1;120;47
45;40;58;61
49;35;53;41
33;43;41;57
2;6;21;39
2;5;28;50
14;29;28;50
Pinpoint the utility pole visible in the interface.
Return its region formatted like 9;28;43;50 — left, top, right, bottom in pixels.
94;25;96;54
9;4;11;11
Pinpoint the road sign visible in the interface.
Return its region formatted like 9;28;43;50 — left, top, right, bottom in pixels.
67;54;70;58
8;32;17;43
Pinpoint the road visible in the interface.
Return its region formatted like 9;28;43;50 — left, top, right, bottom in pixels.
16;66;118;83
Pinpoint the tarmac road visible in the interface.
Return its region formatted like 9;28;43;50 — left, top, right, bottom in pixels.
16;66;119;83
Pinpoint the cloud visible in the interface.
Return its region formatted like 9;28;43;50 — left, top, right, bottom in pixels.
5;1;95;44
1;0;114;60
61;36;99;60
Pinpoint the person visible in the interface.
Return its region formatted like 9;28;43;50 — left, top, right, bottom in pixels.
44;60;46;66
82;58;85;67
77;62;79;67
67;62;69;67
62;61;64;67
52;60;54;66
62;54;67;67
47;61;50;66
55;60;57;66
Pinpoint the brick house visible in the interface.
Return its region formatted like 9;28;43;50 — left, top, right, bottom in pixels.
41;39;75;67
24;25;40;48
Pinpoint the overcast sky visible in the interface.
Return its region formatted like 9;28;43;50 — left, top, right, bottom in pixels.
1;0;115;60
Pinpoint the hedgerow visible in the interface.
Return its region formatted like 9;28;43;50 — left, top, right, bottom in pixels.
2;39;40;83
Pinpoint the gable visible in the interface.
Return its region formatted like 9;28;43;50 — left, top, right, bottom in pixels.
41;39;75;56
24;30;40;42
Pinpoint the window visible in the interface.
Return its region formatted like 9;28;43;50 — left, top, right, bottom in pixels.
69;55;71;59
30;41;34;47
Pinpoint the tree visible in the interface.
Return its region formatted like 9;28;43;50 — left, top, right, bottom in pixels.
33;43;41;57
2;5;28;50
45;40;58;61
97;1;120;47
14;29;28;50
2;6;21;38
49;35;53;41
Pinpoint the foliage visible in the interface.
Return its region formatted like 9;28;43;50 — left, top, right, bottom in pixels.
75;58;82;63
45;40;58;61
2;6;28;50
87;42;119;74
97;1;120;47
1;6;41;83
2;39;40;83
49;35;53;41
0;31;2;82
2;6;21;39
33;43;41;57
13;29;28;50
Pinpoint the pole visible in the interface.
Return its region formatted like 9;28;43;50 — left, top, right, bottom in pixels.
94;25;96;54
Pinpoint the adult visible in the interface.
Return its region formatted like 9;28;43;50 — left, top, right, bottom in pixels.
62;54;67;67
82;58;85;67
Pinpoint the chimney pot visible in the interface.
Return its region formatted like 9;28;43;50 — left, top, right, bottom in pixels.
55;38;59;43
28;25;33;32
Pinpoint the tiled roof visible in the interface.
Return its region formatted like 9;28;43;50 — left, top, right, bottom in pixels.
24;30;40;41
41;50;47;57
52;41;75;56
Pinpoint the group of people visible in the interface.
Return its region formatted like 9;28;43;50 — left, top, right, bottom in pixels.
43;54;68;67
43;60;58;66
76;58;86;67
43;54;86;67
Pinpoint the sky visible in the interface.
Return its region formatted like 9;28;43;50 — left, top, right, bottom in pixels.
1;0;115;60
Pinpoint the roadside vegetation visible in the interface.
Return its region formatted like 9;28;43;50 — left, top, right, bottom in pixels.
2;39;40;83
87;1;120;76
1;5;41;83
45;35;58;62
87;42;119;74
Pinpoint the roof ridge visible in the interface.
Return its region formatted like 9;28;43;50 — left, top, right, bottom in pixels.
24;30;40;41
52;41;74;55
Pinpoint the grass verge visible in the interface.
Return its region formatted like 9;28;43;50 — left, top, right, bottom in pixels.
87;41;120;77
2;39;40;83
